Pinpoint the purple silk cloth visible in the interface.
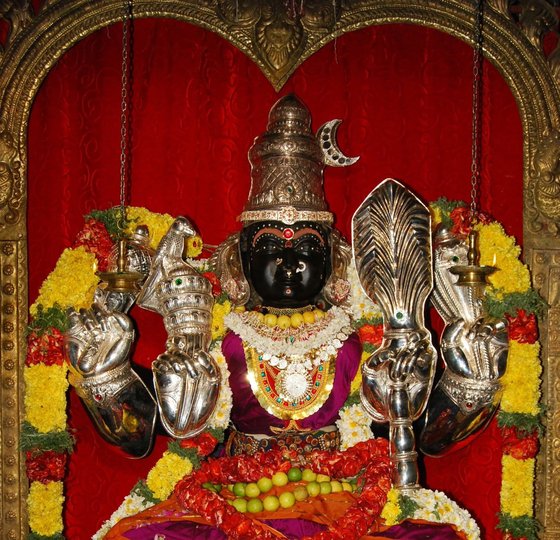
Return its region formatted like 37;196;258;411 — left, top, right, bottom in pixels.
122;519;463;539
223;331;363;435
123;518;326;539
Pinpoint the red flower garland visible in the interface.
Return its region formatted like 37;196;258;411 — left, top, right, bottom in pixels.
73;218;114;272
26;450;67;483
174;439;391;540
505;309;538;344
26;328;65;366
179;432;219;457
358;323;384;346
501;426;539;461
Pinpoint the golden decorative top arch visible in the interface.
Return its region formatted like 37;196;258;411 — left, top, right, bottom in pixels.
2;1;560;538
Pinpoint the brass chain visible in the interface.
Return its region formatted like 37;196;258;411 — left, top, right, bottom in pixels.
119;0;133;229
470;0;484;225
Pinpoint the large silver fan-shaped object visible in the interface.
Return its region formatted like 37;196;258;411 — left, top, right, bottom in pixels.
352;178;433;330
352;178;436;491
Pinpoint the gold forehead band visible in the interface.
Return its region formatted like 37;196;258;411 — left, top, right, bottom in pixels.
239;206;334;225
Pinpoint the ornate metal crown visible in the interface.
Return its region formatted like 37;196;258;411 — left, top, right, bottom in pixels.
239;94;357;225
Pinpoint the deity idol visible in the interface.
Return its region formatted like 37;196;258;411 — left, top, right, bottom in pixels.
65;95;509;539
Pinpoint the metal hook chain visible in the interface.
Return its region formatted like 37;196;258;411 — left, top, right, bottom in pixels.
119;0;133;230
470;0;484;225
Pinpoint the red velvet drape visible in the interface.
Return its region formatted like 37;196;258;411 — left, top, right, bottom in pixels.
28;18;523;539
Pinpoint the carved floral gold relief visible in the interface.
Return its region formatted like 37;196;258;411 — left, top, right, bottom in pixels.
0;125;22;228
531;131;560;234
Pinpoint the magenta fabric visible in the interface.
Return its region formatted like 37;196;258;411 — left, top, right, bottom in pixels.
223;331;362;434
123;519;325;539
121;519;463;539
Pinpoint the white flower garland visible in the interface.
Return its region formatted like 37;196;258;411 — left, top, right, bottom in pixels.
224;305;352;357
336;402;374;450
92;493;155;540
409;489;481;540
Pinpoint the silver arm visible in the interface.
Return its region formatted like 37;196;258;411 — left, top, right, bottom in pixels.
137;217;220;439
65;290;157;458
352;179;436;491
419;228;508;456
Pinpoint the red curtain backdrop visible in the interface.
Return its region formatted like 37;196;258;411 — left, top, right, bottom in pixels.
27;17;523;539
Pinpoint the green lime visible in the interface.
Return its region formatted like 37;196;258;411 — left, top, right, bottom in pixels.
316;473;331;483
279;491;296;508
247;498;264;513
306;481;321;497
263;494;280;512
245;482;261;498
301;468;317;482
287;467;302;482
232;498;247;513
257;476;273;493
271;471;289;487
319;481;332;495
293;485;309;502
330;480;343;493
232;482;246;497
341;481;353;492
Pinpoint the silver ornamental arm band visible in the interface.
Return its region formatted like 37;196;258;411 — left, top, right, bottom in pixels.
68;364;157;458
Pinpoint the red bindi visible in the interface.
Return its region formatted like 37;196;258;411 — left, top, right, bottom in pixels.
283;228;294;239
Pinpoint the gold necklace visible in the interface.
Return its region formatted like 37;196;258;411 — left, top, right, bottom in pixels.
264;305;315;316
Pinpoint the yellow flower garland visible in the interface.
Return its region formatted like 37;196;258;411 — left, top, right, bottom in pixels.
28;481;64;536
24;363;69;433
30;246;98;316
501;341;541;416
420;204;542;538
501;455;535;517
146;451;194;501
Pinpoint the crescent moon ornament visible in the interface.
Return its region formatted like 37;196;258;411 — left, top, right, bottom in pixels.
317;119;360;167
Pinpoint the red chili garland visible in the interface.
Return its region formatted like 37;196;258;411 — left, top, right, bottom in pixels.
174;438;391;540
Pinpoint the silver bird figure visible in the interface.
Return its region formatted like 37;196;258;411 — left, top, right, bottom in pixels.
137;217;220;439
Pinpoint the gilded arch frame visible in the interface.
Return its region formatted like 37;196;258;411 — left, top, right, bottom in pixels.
1;0;559;537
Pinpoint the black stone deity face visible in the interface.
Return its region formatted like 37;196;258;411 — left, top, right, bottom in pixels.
240;221;331;308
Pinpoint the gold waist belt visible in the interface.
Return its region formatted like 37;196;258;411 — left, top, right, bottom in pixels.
226;427;340;457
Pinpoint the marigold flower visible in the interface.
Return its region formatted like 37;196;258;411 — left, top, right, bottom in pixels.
27;481;64;536
125;207;175;250
146;451;193;501
186;235;204;258
24;364;69;432
30;247;98;315
501;455;534;517
501;341;541;415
